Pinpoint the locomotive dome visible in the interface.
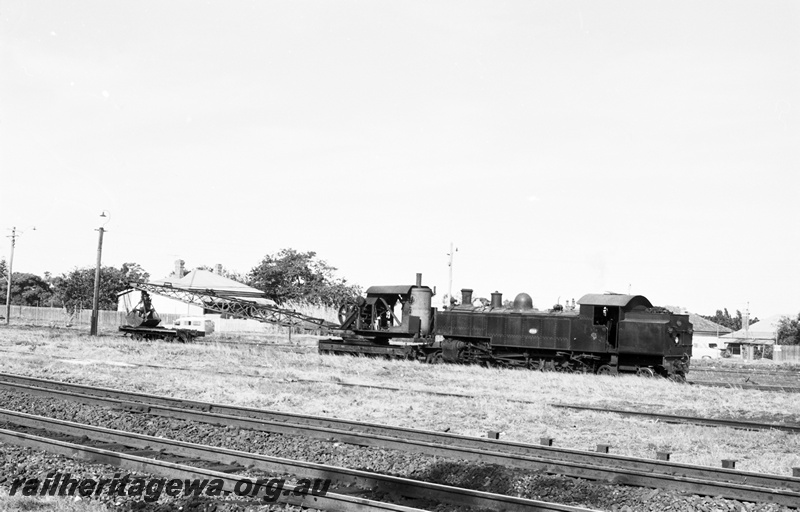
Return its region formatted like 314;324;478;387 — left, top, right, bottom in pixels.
512;293;534;310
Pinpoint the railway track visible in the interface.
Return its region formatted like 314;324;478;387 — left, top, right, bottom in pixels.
693;367;800;377
194;340;316;349
4;346;799;400
2;372;800;507
0;409;588;512
688;380;800;393
551;403;800;434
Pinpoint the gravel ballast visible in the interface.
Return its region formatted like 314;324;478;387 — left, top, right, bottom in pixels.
0;388;797;511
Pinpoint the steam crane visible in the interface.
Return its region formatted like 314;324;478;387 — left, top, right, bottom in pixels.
123;280;340;334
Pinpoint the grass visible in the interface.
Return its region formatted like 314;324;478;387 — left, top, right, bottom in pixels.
1;325;799;477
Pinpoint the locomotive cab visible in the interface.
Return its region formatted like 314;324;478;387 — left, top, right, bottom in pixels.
578;294;692;377
587;305;622;347
338;273;434;340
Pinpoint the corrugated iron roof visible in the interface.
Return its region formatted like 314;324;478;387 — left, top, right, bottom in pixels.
722;313;789;341
153;269;276;306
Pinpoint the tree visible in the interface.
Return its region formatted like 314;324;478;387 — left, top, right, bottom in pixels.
701;308;759;331
52;264;146;315
247;249;361;306
777;314;800;345
120;262;150;283
0;272;53;306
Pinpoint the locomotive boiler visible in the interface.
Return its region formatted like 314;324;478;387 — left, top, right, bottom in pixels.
318;274;693;378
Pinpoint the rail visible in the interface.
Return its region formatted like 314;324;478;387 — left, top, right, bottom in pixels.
688;380;800;393
2;373;800;506
0;409;589;512
0;427;425;512
550;403;800;433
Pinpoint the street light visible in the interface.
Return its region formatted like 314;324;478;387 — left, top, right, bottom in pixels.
90;211;110;336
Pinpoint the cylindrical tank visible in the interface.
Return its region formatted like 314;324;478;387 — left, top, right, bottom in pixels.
410;274;433;335
491;291;503;308
461;288;473;305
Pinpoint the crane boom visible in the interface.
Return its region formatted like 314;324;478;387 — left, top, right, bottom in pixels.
128;281;340;333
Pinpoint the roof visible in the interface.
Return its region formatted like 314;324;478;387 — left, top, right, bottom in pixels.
578;294;653;309
688;314;733;334
366;285;418;296
721;314;789;342
153;269;276;306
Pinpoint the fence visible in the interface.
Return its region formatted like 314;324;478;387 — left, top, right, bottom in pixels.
1;305;313;335
2;305;182;331
773;345;800;362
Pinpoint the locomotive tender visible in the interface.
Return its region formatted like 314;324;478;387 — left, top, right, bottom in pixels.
319;274;693;378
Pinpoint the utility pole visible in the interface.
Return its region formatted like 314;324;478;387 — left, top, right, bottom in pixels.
743;303;750;340
447;242;457;306
5;227;16;325
90;212;109;336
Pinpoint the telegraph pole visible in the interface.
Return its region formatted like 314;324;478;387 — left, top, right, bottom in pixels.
90;212;109;335
5;227;16;325
447;242;457;306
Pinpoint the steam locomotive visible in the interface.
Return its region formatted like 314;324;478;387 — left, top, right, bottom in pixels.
319;274;693;378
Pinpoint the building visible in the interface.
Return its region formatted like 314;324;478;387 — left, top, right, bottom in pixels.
688;313;733;340
721;314;788;360
118;261;277;333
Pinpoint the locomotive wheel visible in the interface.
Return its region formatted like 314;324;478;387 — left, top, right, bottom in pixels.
636;367;655;378
555;362;574;373
528;358;546;371
596;365;614;376
131;333;143;341
426;351;444;364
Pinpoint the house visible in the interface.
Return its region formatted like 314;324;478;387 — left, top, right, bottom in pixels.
118;261;277;333
665;308;732;350
688;313;733;339
721;314;788;360
686;313;733;359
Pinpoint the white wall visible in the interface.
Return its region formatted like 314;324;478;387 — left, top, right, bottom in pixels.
118;290;203;316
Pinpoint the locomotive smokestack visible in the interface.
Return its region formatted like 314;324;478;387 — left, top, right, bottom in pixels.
461;288;473;305
491;291;503;308
415;273;422;286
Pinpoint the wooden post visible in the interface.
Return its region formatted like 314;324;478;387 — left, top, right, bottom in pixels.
90;226;105;336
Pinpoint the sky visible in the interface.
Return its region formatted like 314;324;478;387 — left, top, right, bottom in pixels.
1;1;798;319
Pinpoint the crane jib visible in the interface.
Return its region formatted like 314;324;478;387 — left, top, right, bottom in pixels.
127;282;338;332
